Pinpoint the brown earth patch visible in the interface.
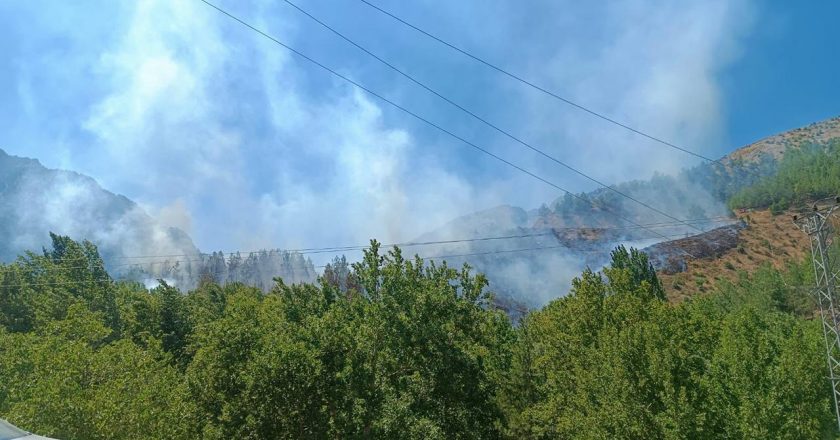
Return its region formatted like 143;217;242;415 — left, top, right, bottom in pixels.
658;208;810;302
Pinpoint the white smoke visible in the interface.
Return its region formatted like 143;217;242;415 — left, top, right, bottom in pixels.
7;164;199;264
2;0;756;305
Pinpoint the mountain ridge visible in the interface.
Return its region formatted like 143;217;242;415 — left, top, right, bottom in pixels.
0;147;198;262
0;147;317;289
3;114;838;304
415;114;840;306
722;115;840;164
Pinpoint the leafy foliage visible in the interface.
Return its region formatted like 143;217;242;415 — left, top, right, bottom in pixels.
730;140;840;210
500;256;834;439
546;155;777;226
0;235;835;438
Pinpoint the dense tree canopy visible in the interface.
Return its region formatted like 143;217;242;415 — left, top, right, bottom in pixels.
729;140;840;212
0;234;836;438
545;153;778;227
500;257;833;439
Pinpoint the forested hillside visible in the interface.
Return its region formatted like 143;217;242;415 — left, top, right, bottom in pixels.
410;116;840;306
730;139;840;213
529;117;840;226
3;117;837;308
0;234;835;438
3;118;839;438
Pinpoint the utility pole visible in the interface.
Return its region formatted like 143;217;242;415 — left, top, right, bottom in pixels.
795;199;840;431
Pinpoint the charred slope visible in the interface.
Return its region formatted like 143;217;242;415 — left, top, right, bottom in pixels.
415;205;735;307
655;208;811;301
644;221;746;274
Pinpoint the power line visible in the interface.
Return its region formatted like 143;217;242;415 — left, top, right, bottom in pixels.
0;232;696;288
127;243;580;272
354;0;721;164
280;0;703;233
127;231;556;259
0;223;730;280
120;215;729;260
0;246;567;289
198;0;698;258
0;216;728;272
17;231;556;265
5;216;733;267
2;213;757;287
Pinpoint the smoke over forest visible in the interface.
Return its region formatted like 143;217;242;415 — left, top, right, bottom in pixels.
1;141;787;308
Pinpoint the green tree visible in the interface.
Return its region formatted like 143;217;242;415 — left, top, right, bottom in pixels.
502;245;835;439
153;281;191;365
0;304;190;440
186;242;512;439
606;245;665;301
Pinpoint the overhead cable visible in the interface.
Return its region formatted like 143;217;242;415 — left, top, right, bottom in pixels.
281;0;703;232
355;0;721;164
198;0;699;257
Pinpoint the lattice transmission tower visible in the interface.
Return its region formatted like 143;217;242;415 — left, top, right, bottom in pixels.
795;198;840;431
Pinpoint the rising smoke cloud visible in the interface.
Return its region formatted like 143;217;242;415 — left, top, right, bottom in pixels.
2;0;755;303
4;161;199;264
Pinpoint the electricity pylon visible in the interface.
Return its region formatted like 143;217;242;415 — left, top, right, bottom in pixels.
795;199;840;431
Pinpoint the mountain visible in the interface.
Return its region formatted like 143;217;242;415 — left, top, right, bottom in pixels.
3;115;837;303
649;116;840;300
0;148;199;264
416;115;840;307
0;148;317;289
723;116;840;164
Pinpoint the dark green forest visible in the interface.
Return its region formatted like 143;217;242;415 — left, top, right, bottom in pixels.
541;150;778;227
543;138;839;226
730;140;840;213
1;232;836;439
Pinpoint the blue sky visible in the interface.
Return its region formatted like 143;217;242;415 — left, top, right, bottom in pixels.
0;0;837;253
